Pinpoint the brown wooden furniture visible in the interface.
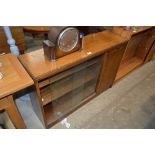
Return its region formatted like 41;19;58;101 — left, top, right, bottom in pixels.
0;54;34;128
19;31;128;128
0;96;24;128
112;26;155;82
23;26;50;35
0;27;26;55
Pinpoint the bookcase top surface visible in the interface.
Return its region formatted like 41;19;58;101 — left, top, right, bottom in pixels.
112;26;153;39
19;30;128;81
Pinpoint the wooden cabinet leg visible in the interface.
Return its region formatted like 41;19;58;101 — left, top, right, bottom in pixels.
0;96;26;129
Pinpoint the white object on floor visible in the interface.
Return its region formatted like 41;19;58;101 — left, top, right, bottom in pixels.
57;112;71;128
60;118;71;128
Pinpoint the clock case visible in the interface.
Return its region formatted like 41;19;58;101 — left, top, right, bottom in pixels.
43;26;82;61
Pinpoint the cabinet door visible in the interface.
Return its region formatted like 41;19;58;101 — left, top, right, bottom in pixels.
41;57;102;126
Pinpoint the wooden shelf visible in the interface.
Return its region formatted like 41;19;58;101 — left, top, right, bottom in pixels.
40;63;98;106
44;80;96;127
114;26;155;82
115;57;143;82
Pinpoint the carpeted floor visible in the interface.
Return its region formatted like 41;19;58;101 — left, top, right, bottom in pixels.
15;54;155;129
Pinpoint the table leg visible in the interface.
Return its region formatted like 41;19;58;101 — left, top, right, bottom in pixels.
0;96;26;129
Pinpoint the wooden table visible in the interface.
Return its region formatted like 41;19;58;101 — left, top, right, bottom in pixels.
0;54;34;128
19;30;128;128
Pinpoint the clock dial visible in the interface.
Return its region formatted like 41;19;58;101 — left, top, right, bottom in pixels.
58;28;79;52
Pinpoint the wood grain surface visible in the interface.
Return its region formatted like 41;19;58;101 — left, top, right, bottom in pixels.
19;30;128;81
0;54;34;98
112;26;153;39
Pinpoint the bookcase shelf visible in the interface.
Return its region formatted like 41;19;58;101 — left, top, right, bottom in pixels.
115;57;143;82
44;80;96;127
114;27;155;82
